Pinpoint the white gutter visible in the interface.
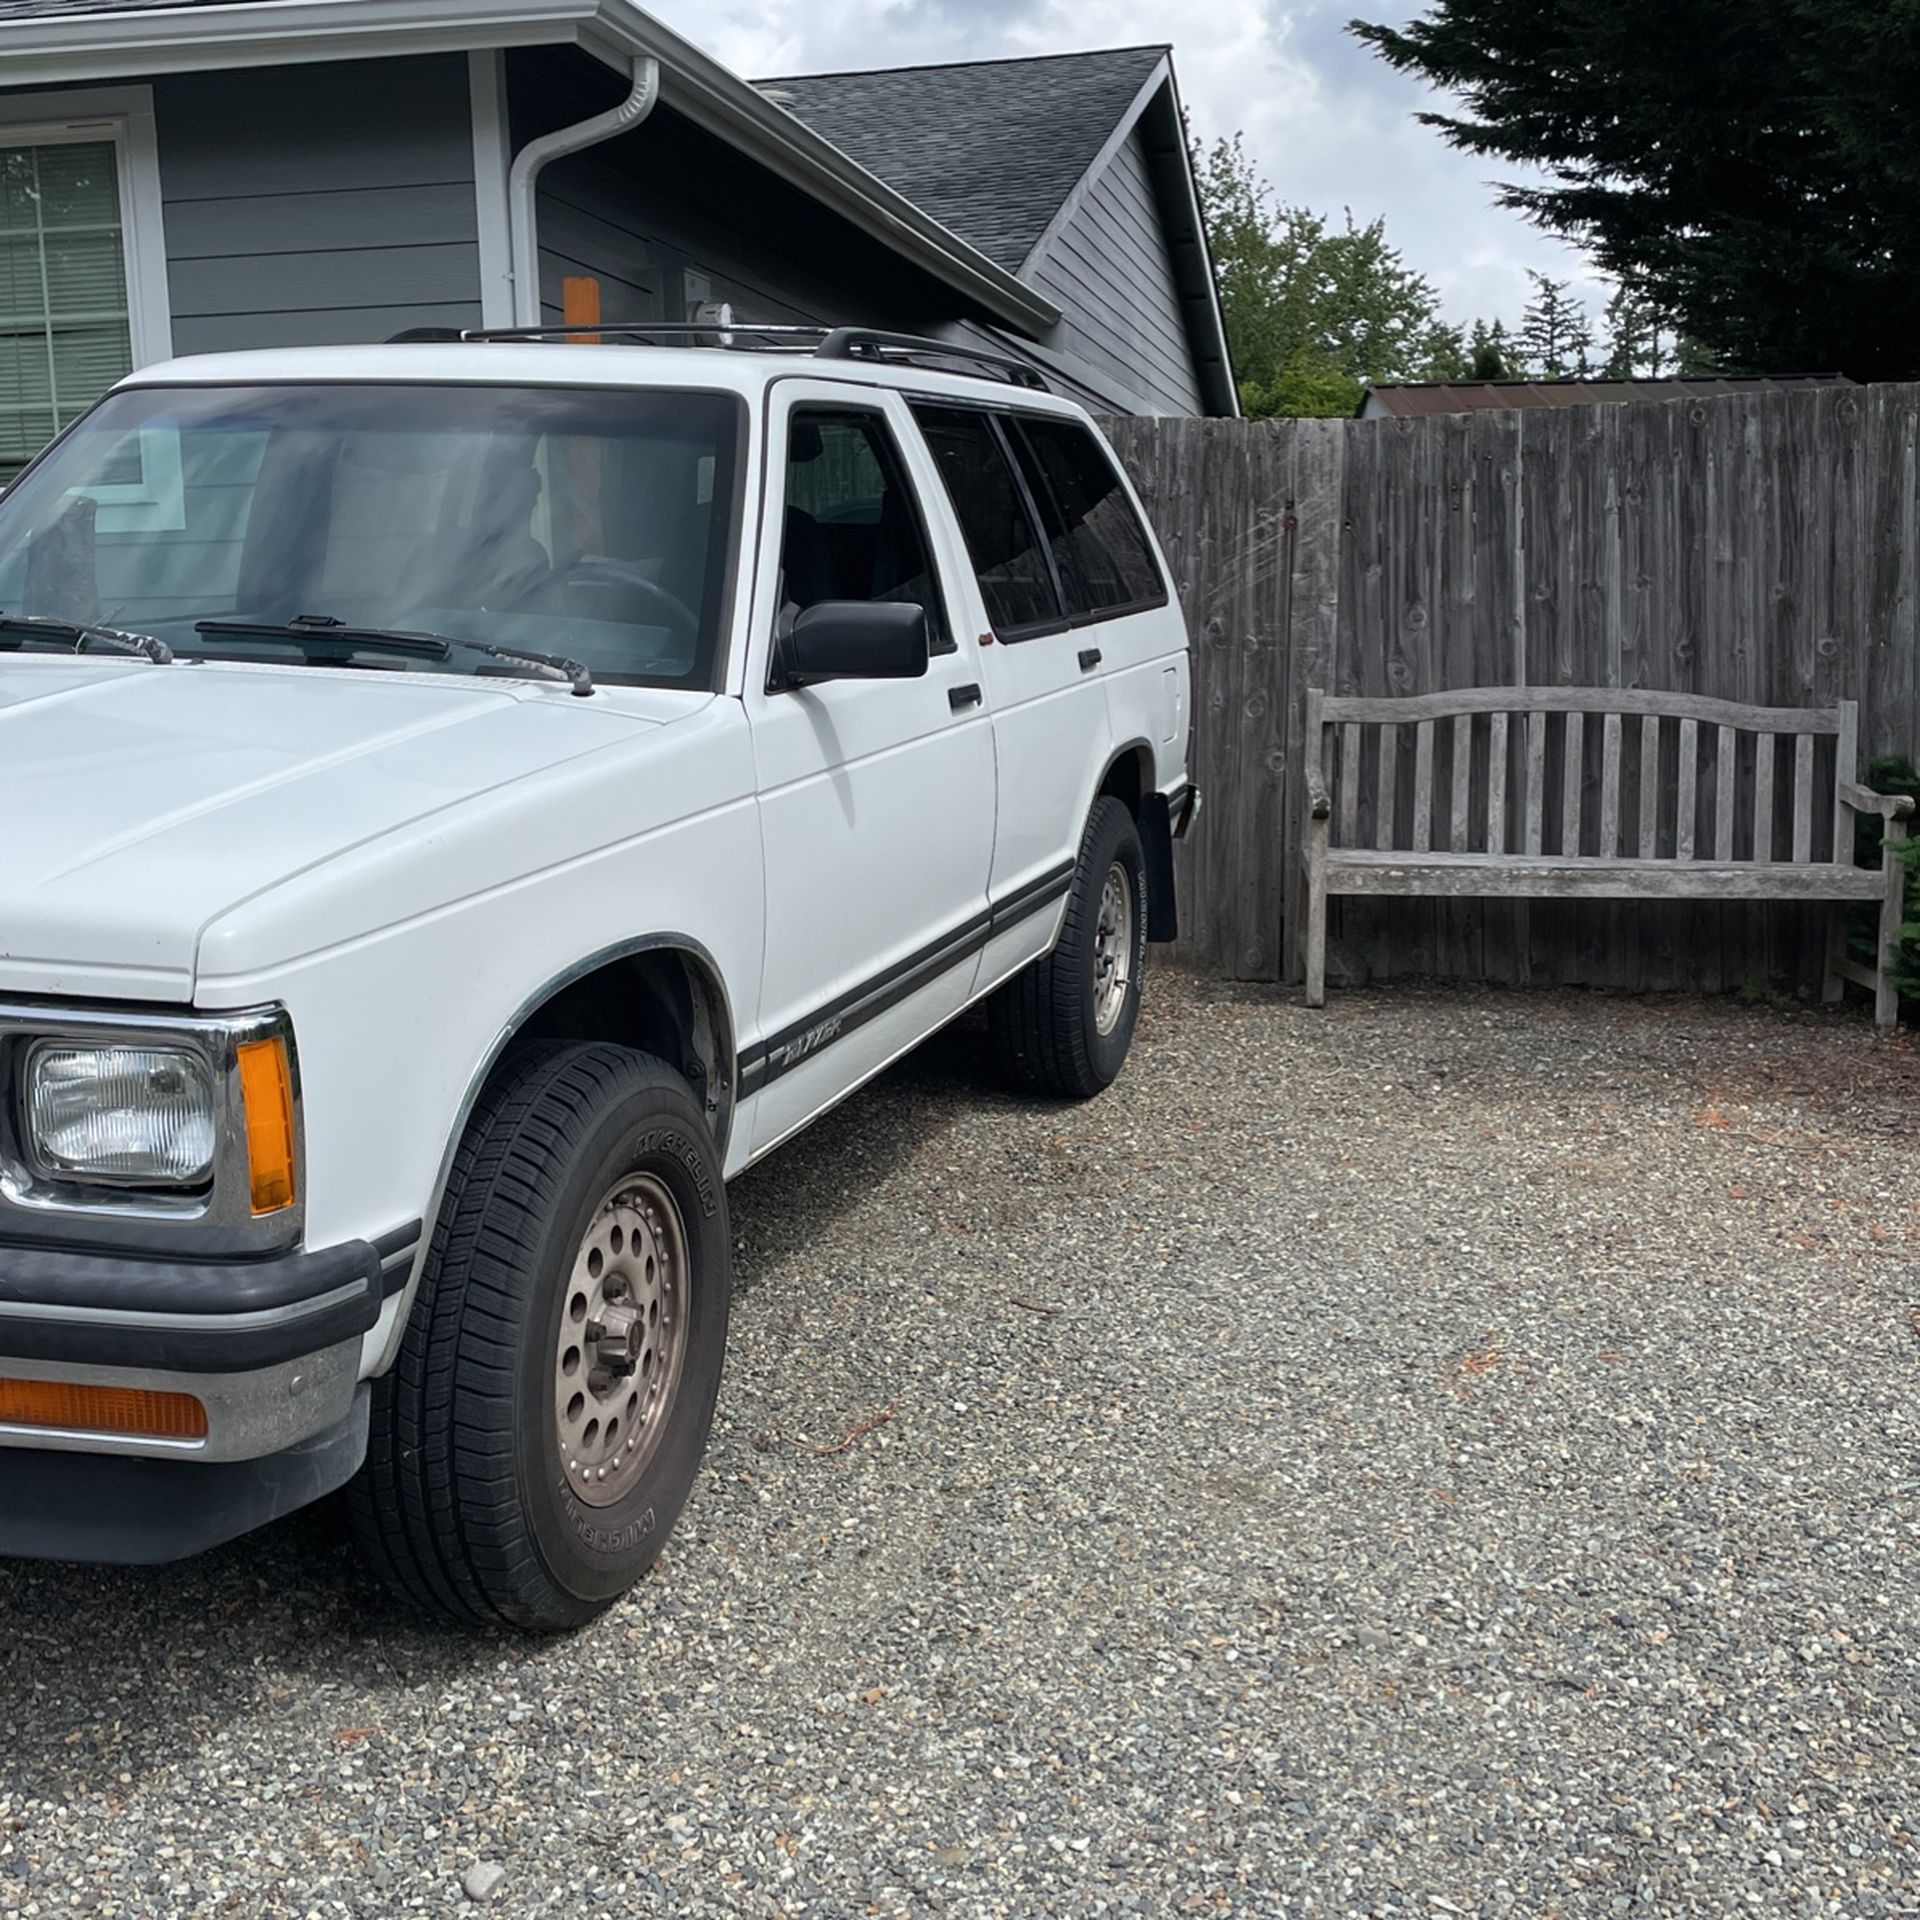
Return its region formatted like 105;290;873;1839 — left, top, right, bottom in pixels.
0;0;1060;338
507;53;659;325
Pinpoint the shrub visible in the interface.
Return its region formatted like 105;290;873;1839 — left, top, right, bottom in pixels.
1853;755;1920;1004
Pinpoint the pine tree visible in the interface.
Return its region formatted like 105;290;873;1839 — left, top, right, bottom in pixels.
1600;285;1674;378
1467;318;1511;380
1350;0;1920;379
1515;273;1594;379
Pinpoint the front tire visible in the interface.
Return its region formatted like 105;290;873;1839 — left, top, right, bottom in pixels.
988;796;1148;1098
351;1042;730;1632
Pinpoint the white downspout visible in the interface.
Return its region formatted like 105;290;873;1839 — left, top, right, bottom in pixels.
507;55;661;326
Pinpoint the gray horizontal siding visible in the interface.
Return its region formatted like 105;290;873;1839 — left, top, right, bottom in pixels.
155;55;482;356
165;182;478;260
1024;126;1203;417
510;50;970;345
537;160;822;328
941;319;1116;413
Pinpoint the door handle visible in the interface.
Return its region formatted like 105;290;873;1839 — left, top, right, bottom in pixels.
948;683;983;711
1078;647;1103;671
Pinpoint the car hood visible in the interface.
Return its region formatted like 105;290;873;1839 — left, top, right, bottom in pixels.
0;658;678;1000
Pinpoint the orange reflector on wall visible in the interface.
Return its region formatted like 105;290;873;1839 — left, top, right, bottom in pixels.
236;1036;297;1215
0;1378;208;1440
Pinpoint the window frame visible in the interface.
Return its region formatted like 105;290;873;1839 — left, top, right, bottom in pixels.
771;399;957;680
907;398;1073;646
0;85;174;510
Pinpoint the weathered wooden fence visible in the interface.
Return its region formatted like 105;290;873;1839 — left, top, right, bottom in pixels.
1104;383;1920;990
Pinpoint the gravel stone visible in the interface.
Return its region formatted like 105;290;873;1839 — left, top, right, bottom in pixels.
1;975;1916;1918
462;1862;507;1904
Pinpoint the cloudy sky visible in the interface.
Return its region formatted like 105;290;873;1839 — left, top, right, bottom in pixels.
644;0;1610;334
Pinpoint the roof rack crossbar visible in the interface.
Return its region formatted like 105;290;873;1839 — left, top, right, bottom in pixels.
383;322;1048;391
437;322;829;348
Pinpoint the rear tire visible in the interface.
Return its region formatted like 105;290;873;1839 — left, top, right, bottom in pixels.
988;796;1147;1099
350;1042;729;1632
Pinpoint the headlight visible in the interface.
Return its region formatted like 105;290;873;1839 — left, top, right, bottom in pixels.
24;1044;218;1186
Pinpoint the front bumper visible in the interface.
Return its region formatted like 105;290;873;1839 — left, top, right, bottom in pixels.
1;1388;371;1564
0;1225;418;1375
0;1226;417;1561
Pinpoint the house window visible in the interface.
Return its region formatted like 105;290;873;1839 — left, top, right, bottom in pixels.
0;89;171;487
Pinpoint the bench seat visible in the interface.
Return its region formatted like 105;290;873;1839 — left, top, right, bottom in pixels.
1302;686;1913;1029
1325;851;1884;901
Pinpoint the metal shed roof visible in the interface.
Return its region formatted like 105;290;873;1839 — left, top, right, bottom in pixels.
1360;375;1857;419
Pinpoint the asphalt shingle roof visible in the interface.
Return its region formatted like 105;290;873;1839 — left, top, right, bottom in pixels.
758;46;1168;273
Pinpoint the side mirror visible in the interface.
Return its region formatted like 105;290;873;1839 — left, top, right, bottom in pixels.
774;600;928;689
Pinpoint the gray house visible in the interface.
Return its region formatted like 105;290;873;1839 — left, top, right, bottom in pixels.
0;0;1234;480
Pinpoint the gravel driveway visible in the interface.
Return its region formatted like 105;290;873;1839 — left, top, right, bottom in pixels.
2;975;1916;1919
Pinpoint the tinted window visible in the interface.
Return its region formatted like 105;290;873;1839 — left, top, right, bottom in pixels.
779;408;948;650
1014;417;1164;617
911;404;1060;634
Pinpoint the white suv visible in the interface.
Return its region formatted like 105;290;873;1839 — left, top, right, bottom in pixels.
0;326;1195;1630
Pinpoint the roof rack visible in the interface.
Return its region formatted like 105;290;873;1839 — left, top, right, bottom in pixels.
383;322;1048;391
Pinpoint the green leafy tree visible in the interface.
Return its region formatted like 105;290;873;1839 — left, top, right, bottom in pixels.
1855;757;1920;1013
1198;135;1466;417
1349;0;1920;380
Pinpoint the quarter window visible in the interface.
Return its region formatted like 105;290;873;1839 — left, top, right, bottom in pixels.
911;403;1060;635
1011;417;1165;618
779;407;949;651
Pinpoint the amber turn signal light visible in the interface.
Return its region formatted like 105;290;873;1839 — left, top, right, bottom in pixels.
236;1036;297;1215
0;1378;208;1440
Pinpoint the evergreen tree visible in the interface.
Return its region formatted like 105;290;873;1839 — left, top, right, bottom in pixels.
1600;284;1685;378
1515;273;1594;379
1467;318;1512;380
1350;0;1920;379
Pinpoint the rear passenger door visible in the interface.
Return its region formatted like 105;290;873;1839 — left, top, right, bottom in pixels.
909;403;1168;987
1010;412;1184;774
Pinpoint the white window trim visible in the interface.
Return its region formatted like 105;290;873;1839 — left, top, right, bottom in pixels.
0;82;173;370
467;50;515;329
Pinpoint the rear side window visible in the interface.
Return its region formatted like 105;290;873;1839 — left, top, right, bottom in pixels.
1012;417;1165;618
910;404;1060;634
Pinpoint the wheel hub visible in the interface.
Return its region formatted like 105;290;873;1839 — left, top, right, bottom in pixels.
553;1173;689;1508
1092;861;1135;1036
586;1300;645;1374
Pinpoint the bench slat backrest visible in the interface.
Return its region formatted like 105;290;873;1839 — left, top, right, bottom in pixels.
1310;688;1860;868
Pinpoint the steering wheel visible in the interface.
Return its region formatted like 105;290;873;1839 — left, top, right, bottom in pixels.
516;555;700;646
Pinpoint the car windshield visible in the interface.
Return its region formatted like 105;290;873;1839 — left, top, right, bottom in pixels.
0;381;744;689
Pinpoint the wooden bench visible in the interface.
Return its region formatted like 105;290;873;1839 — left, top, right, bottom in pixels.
1301;687;1915;1030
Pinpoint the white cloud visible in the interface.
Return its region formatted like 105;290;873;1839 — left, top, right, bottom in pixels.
643;0;1611;332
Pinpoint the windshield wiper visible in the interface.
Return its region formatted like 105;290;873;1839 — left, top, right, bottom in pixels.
0;612;173;663
192;613;593;697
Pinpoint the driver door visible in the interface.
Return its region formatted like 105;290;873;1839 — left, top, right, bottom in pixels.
740;382;997;1158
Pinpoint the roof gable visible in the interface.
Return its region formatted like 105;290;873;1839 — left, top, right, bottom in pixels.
759;46;1167;274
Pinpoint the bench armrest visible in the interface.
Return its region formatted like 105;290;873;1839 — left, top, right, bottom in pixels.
1304;763;1332;822
1839;781;1916;824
